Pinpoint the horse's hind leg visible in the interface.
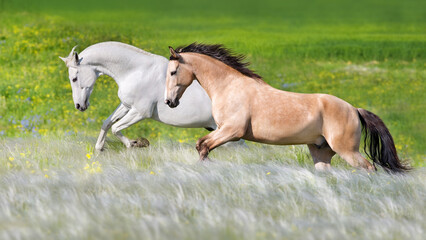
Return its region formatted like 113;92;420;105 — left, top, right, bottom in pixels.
307;144;335;170
325;122;375;171
340;151;375;171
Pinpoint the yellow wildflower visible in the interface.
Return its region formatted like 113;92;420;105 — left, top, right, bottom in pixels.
84;161;102;174
150;171;155;175
8;157;14;161
44;174;49;178
266;172;271;175
20;153;25;157
92;161;102;172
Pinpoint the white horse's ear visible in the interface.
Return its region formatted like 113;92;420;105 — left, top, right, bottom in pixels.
69;45;81;66
59;56;68;63
59;55;74;67
60;45;80;67
69;45;78;57
169;46;180;60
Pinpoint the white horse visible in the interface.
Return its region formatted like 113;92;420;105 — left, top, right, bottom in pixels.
60;42;216;151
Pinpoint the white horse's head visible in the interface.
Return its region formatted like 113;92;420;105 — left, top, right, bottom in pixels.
60;46;99;112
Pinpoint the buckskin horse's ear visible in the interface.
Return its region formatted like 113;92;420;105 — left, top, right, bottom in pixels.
169;46;180;60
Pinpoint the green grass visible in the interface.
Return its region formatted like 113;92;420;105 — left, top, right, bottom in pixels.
0;0;425;167
0;137;425;239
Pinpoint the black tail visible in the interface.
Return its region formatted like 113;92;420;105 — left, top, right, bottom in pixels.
357;108;411;173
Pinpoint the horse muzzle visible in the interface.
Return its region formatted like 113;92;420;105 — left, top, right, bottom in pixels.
76;102;89;112
164;98;180;108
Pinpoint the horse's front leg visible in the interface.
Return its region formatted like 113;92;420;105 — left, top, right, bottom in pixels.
111;107;150;148
196;134;212;161
95;103;130;151
196;125;246;161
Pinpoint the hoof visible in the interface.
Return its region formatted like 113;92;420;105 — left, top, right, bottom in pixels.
130;138;150;148
95;143;105;152
198;157;212;162
314;162;331;171
367;164;377;172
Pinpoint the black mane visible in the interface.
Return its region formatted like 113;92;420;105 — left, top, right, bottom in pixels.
174;43;262;79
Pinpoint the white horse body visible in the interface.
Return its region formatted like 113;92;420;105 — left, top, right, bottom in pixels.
61;42;215;150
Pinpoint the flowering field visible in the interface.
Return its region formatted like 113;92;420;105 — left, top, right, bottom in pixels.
0;0;424;166
0;0;425;239
0;0;426;166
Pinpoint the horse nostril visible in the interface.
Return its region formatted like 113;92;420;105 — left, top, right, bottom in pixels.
165;99;171;105
76;103;80;109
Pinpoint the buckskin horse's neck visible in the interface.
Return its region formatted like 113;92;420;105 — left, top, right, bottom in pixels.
186;53;240;100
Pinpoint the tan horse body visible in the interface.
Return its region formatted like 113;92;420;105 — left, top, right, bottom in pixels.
165;43;409;173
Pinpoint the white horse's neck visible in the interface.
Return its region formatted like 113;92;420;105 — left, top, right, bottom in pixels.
79;42;168;86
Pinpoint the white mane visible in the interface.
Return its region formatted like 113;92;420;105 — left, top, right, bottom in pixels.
80;41;156;57
76;41;167;79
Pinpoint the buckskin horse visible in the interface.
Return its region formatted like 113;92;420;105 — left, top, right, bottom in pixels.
164;43;409;173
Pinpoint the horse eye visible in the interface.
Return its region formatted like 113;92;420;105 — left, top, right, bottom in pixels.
171;70;177;76
72;77;77;82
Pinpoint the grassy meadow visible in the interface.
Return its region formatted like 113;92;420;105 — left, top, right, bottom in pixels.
0;0;425;239
1;137;425;239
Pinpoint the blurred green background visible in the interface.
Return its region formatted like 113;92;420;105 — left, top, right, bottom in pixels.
0;0;424;165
